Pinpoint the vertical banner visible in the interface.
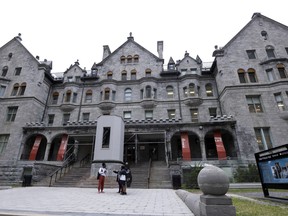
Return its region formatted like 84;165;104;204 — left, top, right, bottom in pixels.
57;134;68;161
29;135;42;160
214;131;227;160
181;132;191;161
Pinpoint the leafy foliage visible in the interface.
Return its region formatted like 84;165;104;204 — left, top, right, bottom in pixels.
234;164;260;182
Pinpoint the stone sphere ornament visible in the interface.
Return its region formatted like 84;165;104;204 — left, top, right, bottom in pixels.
197;164;229;195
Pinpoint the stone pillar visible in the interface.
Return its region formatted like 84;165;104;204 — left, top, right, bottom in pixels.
44;142;51;161
197;165;236;216
199;138;206;160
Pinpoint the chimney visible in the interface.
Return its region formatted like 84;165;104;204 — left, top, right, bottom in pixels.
157;41;163;59
103;45;111;60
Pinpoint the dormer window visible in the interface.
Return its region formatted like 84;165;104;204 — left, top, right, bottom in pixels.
67;76;73;82
133;55;139;63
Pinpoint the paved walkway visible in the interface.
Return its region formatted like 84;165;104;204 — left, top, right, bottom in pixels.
0;187;194;216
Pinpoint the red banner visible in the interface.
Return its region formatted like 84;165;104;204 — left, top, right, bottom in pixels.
56;134;68;161
29;135;42;160
181;132;191;161
214;131;227;160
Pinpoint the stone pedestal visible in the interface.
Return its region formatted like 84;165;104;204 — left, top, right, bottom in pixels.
199;195;236;216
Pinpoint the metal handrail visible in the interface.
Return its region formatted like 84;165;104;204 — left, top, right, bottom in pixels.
147;158;152;189
79;154;91;167
48;146;74;187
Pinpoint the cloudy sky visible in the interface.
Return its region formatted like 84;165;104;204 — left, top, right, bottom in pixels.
0;0;287;72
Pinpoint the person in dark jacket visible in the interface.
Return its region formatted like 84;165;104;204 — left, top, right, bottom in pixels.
125;163;132;187
113;166;122;193
119;165;127;195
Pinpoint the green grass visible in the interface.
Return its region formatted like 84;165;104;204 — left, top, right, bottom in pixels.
185;188;288;216
232;197;287;216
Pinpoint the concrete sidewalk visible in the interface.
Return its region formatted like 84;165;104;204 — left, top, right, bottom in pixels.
0;187;194;216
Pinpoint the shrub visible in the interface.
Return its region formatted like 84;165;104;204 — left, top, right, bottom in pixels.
234;164;260;182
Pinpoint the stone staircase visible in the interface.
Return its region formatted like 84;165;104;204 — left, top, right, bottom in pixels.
149;161;172;189
48;161;171;189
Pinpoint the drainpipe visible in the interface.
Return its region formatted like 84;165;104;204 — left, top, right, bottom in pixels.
77;82;85;121
41;84;52;122
176;75;183;119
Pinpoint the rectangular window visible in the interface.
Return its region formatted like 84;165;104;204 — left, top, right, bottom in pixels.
190;108;198;122
248;72;257;83
190;68;197;74
75;76;81;82
121;73;127;81
246;96;263;113
274;93;285;111
67;76;73;82
266;49;275;58
131;72;136;80
167;109;176;119
246;50;256;59
254;128;273;150
62;113;70;125
82;113;90;122
123;111;132;119
266;69;275;81
6;106;18;122
48;114;55;126
145;71;151;77
0;85;6;97
209;107;217;117
72;93;77;103
14;67;22;76
112;91;116;101
102;127;111;148
0;134;9;154
145;110;153;120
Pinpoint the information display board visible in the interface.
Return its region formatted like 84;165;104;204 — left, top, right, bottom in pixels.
255;144;288;198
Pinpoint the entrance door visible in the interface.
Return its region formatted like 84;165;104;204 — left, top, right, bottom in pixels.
124;144;135;163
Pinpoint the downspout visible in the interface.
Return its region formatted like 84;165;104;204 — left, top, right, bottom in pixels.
213;65;223;115
41;84;52;122
77;82;85;121
176;75;183;119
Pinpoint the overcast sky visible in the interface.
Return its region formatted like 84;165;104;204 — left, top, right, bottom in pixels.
1;0;287;72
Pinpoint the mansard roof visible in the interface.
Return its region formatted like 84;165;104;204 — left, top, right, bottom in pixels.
96;35;164;66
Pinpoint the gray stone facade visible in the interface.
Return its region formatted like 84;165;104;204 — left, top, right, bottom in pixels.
0;13;288;185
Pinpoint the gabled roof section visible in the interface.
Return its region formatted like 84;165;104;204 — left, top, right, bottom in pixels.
64;60;86;74
176;51;199;65
96;35;164;66
0;34;42;67
218;13;288;53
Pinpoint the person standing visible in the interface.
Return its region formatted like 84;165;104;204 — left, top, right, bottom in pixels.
113;166;122;193
119;165;127;195
98;163;107;193
125;163;132;188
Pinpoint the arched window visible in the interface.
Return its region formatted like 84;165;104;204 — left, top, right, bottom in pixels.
2;66;8;77
107;71;113;80
205;84;213;97
104;88;110;100
121;70;127;81
120;56;126;64
65;90;72;102
133;55;139;63
277;63;287;79
145;69;151;77
166;86;174;99
146;86;152;98
188;83;195;97
124;88;132;101
127;55;132;63
52;92;59;104
238;69;247;83
11;83;19;96
247;68;257;83
85;90;92;103
266;45;275;58
131;70;137;80
19;82;26;95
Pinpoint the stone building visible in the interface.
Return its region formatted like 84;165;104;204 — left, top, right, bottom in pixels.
0;13;288;185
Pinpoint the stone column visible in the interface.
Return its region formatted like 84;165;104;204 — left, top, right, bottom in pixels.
199;138;206;160
44;142;51;161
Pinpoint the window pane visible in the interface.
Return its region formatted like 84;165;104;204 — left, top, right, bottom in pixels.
266;69;274;81
190;108;198;122
166;86;174;99
48;114;54;126
274;93;285;111
123;111;131;119
247;96;263;113
248;72;257;83
82;113;90;121
63;114;70;125
145;110;153;119
246;50;256;59
102;127;111;148
125;89;132;101
0;85;6;97
238;72;246;83
0;135;9;154
6;107;18;122
209;108;217;117
168;109;175;119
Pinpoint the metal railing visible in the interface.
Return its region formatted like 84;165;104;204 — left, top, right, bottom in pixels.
79;154;91;167
147;158;152;189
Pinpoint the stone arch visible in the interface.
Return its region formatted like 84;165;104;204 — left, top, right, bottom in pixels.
21;134;47;161
170;131;201;161
204;128;237;160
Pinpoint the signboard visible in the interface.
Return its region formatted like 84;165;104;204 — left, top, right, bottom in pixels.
255;144;288;198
